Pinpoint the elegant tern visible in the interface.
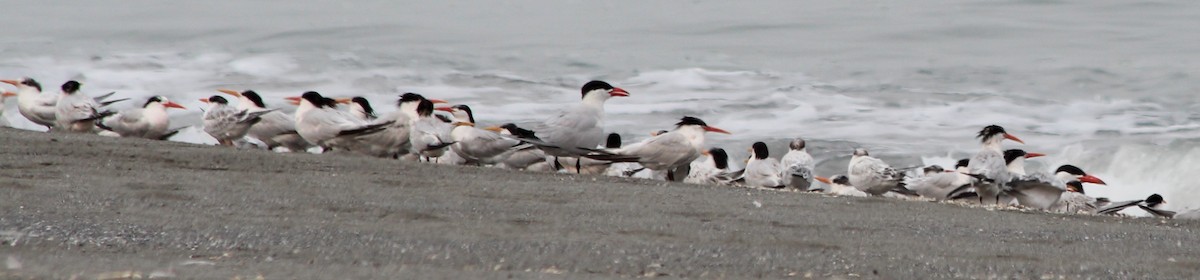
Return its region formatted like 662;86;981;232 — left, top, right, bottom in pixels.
815;175;869;197
408;99;455;161
201;95;275;146
287;91;391;152
438;104;522;165
609;116;730;181
54;81;112;133
967;125;1024;205
2;78;58;130
683;147;736;185
744;142;786;189
217;89;313;152
513;80;628;171
96;96;185;139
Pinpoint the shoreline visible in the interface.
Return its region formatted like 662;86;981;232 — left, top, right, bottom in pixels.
1;127;1198;278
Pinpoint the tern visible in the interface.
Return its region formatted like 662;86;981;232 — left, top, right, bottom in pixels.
408;99;456;161
286;91;391;152
2;78;58;130
744;142;786;189
780;138;816;191
201;95;275;146
96;96;186;139
54;81;113;133
967;125;1025;205
217;89;313;152
815;175;870;197
609;116;730;181
847;148;909;196
438;104;522;165
683;148;736;185
512;80;628;172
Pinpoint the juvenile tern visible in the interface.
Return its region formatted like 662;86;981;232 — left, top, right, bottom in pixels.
847;148;908;196
780;137;816;191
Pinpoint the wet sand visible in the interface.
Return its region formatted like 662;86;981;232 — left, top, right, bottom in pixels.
1;127;1198;279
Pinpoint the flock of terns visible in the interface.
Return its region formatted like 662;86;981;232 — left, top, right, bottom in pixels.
2;77;1197;220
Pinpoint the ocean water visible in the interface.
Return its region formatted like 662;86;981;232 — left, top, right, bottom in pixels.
2;0;1198;212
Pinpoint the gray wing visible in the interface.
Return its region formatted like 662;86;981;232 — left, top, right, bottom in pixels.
905;172;966;199
968;150;1009;182
614;132;698;170
532;106;602;155
1096;199;1144;215
107;108;149;136
1005;172;1067;210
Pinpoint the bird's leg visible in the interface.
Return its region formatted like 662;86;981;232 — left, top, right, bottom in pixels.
576;158;582;174
667;169;676;181
553;157;563;171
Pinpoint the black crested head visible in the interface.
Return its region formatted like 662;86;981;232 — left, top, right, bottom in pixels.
398;92;424;105
61;80;81;94
242;90;266;108
977;125;1007;141
500;123;537;138
144;96;165;108
1055;165;1087;176
789;138;807;150
351;97;375;116
751;142;770;159
605;133;621;149
852;148;869;156
453;104;475;123
21;78;41;92
709;148;729;169
675;116;708;128
1146;194;1165;206
207;95;228;104
580;80;614;99
416;99;434;117
831;175;851;185
320;97;341;108
955;159;970;169
300;91;324;105
1003;149;1028;164
1065;181;1084;194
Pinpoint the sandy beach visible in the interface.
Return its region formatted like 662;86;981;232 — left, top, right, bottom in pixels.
0;127;1197;279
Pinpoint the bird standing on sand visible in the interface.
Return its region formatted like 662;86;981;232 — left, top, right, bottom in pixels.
815;175;869;197
439;104;523;165
967;125;1025;205
489;123;549;170
287;91;391;152
907;160;979;200
608;116;731;181
202;95;274;146
96;96;186;139
217;89;313;152
684;148;735;185
54;81;111;133
2;78;58;130
781;137;816;191
847;148;907;196
744;142;786;189
408;99;456;161
512;80;629;172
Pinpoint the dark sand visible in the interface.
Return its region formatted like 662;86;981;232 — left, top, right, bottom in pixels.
1;127;1198;279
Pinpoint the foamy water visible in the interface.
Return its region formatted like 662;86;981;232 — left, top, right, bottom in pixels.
2;0;1198;211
